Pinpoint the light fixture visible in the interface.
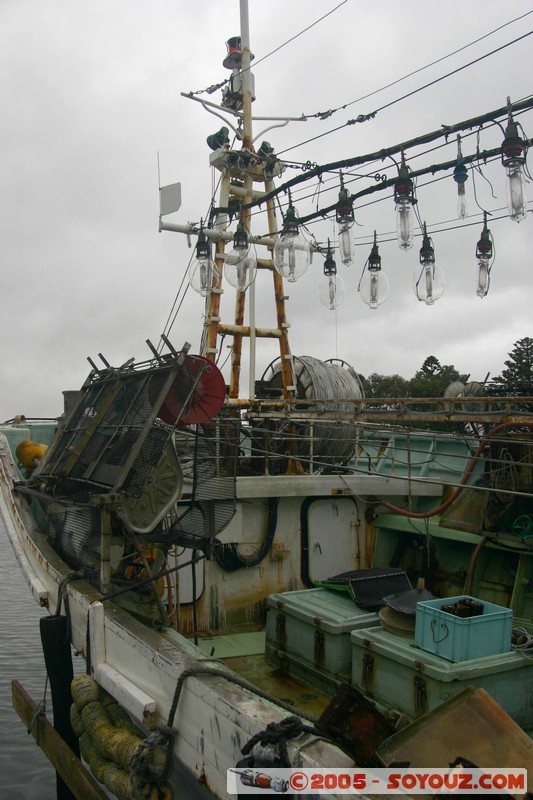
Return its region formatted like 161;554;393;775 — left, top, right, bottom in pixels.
394;152;416;250
359;232;389;309
224;220;257;292
453;135;468;219
206;126;230;151
273;204;311;282
413;223;445;305
335;185;355;265
318;241;345;310
475;213;493;298
188;227;219;297
501;103;528;222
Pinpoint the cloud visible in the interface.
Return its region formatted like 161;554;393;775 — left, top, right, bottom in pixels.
0;0;531;419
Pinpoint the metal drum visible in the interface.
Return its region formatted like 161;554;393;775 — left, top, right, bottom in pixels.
255;355;364;472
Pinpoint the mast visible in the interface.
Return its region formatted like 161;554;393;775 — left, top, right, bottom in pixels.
201;0;296;402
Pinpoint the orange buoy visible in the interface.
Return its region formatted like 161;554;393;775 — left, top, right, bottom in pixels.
15;439;48;468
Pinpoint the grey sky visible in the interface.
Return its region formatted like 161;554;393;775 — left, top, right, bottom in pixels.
1;0;532;418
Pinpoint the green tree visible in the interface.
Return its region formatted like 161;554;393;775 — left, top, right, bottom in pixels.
409;356;468;398
362;372;409;398
493;337;533;395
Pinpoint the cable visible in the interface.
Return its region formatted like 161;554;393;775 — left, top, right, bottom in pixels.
277;30;533;156
304;9;533;121
371;30;533;118
245;97;533;212
251;1;349;71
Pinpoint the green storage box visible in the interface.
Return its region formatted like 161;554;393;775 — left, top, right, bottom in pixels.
351;625;533;728
266;589;378;692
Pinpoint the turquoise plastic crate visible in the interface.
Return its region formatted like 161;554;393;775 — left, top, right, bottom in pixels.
415;594;512;662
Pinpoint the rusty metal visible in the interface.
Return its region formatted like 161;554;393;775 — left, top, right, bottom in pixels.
314;627;325;668
204;175;230;362
265;178;295;400
362;653;375;695
220;394;533;424
376;686;533;794
218;323;282;338
414;674;428;716
275;612;286;649
317;683;394;765
228;268;247;398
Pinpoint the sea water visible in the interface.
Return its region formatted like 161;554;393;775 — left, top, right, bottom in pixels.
0;517;73;799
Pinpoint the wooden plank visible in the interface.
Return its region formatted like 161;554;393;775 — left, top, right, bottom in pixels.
95;663;157;729
11;680;109;800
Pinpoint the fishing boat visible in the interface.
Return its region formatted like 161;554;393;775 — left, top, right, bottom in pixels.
2;2;533;798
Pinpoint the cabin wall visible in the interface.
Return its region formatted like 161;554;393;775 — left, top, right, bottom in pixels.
175;494;376;635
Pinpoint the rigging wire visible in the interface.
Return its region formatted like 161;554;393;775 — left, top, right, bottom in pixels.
250;0;350;71
277;30;533;156
185;0;349;98
304;9;533;121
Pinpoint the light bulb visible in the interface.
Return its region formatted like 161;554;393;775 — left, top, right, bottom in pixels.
318;273;345;310
359;232;389;309
360;270;389;309
335;186;355;265
476;258;490;298
506;161;528;222
394;154;415;250
501;112;528;223
189;257;219;297
475;215;493;298
224;246;257;292
396;199;414;250
273;232;310;282
338;220;353;265
457;183;467;219
273;204;311;282
189;229;219;297
413;262;445;305
453;138;468;220
414;225;445;305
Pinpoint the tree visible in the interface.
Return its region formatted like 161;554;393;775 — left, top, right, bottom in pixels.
409;356;469;398
493;337;533;395
362;372;409;398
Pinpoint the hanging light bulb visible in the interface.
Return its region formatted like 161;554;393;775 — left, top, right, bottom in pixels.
318;241;345;310
413;223;445;305
359;232;389;309
224;220;257;292
188;227;219;297
475;213;493;298
273;204;311;282
394;152;416;250
335;184;355;265
453;135;469;219
501;102;528;222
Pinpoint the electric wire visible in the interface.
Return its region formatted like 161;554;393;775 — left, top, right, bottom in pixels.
300;9;533;122
277;30;533;156
250;0;349;71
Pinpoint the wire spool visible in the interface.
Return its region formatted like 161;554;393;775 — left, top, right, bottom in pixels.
257;355;364;469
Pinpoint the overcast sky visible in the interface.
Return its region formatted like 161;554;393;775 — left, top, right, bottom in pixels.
1;0;532;419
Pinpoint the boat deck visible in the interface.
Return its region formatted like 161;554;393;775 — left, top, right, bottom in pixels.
195;629;332;720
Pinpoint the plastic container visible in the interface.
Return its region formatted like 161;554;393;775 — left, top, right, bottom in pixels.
265;588;378;692
415;594;512;662
351;625;533;727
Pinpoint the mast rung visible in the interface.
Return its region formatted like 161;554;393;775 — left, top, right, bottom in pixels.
218;324;282;338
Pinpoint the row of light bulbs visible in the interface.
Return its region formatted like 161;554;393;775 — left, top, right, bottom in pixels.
189;110;527;308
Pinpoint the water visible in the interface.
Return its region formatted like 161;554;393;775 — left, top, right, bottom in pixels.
0;517;83;799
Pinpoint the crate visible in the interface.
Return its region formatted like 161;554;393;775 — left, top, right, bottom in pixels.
265;589;378;693
415;594;512;662
351;626;533;727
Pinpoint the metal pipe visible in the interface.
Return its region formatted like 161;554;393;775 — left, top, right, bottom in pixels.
159;220;276;248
